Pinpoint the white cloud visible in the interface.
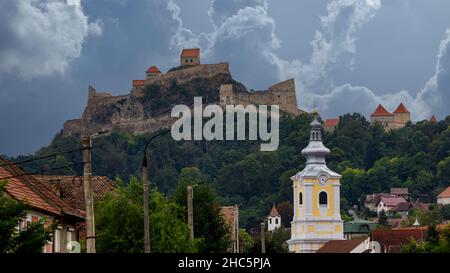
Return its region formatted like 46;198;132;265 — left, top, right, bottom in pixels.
167;0;200;51
0;0;102;79
167;0;449;120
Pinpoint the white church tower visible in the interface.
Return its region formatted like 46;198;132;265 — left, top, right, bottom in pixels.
267;204;281;232
287;116;344;253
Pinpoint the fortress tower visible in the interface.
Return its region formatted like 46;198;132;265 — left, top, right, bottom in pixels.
287;117;344;253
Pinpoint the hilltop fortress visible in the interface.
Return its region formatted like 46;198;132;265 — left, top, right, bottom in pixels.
63;48;302;137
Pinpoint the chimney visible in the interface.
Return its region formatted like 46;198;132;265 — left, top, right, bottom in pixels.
49;179;61;197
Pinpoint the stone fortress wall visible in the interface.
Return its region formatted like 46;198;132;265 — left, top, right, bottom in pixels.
219;79;301;115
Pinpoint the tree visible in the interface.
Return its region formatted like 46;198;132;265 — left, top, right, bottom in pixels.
0;181;52;253
276;201;293;227
238;228;254;253
95;177;197;253
173;167;230;253
401;224;450;253
378;210;389;227
251;227;290;253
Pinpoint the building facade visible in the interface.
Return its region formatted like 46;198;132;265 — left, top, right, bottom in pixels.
287;117;344;253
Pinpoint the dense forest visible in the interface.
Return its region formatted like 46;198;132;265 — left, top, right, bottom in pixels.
9;112;450;230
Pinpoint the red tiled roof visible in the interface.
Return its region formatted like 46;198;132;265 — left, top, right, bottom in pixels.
317;236;368;253
390;188;409;195
181;48;200;58
372;228;427;253
132;80;146;86
269;204;281;217
324;118;339;126
33;175;115;211
430;115;438;123
390;202;411;212
146;66;161;74
0;156;84;219
379;196;407;206
393;102;410;114
371;104;393;116
438;186;450;198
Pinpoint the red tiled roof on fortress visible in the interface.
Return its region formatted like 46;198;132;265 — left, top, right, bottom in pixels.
146;66;161;74
371;104;393;116
132;80;146;86
324;118;339;126
181;48;200;58
393;102;410;114
430;115;438;123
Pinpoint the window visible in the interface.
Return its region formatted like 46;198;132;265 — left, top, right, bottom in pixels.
299;192;303;206
269;218;272;224
319;191;328;206
275;218;279;224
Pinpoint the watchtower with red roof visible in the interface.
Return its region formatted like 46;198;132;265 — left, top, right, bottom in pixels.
370;104;394;128
180;48;200;66
393;102;410;128
146;65;161;79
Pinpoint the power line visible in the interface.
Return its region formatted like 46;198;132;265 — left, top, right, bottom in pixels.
0;148;82;167
0;162;83;180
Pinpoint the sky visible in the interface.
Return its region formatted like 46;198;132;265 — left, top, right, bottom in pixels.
1;0;450;156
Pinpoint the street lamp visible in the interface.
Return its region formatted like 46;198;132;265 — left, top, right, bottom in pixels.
142;129;170;253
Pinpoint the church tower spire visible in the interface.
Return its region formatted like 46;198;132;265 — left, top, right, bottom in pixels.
287;116;344;253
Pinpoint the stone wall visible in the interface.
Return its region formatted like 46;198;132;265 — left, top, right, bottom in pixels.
219;79;300;115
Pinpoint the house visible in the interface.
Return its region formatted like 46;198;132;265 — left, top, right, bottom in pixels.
180;48;200;66
0;156;85;253
365;193;382;212
220;205;240;253
344;219;378;240
323;118;339;133
267;204;281;232
437;186;450;205
389;202;412;218
317;236;376;253
390;187;410;200
376;196;407;215
32;175;115;240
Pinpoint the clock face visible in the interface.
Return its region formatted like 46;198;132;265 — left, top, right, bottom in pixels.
318;174;328;185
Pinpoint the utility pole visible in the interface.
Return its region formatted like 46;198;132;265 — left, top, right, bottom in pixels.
187;185;194;240
234;204;239;253
260;222;265;254
82;136;96;253
143;154;150;253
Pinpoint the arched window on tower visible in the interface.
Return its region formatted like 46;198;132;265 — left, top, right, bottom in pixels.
319;191;328;207
299;192;303;206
